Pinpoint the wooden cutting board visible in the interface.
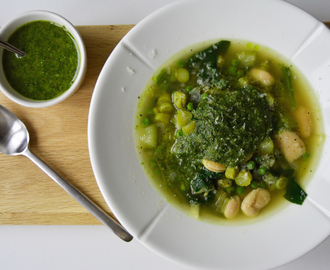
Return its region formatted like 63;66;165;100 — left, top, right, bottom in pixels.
1;23;330;225
0;25;133;225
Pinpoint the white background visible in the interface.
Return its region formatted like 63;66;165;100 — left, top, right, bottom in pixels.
1;1;330;270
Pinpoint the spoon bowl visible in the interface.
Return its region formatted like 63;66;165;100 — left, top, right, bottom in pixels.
0;106;28;155
0;105;133;242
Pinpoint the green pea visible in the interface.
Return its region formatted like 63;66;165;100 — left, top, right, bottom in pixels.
155;145;163;153
237;69;244;77
146;108;154;115
177;60;185;68
258;166;267;175
255;156;262;164
302;152;310;159
247;160;255;170
142;118;149;126
259;181;267;189
186;85;193;92
176;130;184;137
228;66;237;75
201;93;208;99
150;160;157;167
250;180;259;189
231;59;239;66
187;102;194;111
236;186;245;195
225;186;235;195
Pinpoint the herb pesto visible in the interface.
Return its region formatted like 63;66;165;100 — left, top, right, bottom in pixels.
2;20;78;100
174;87;273;167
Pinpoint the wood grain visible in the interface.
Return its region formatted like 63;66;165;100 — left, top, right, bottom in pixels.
0;25;134;225
1;23;330;225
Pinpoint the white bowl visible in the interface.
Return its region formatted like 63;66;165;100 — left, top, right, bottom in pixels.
88;0;330;269
0;10;87;108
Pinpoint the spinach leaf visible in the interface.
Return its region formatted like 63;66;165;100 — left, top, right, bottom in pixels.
186;40;230;87
279;64;296;109
284;177;307;205
190;167;222;194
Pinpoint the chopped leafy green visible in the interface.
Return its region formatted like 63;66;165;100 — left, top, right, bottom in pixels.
186;40;231;87
155;68;167;85
279;64;295;109
190;167;221;194
284;177;307;205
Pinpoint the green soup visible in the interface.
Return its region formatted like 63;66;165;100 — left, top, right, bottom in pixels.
135;40;324;223
2;20;79;100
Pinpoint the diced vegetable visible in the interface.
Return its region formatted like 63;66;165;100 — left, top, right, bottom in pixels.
258;137;274;155
176;68;190;83
157;93;171;105
259;154;276;169
190;202;200;219
214;189;228;214
276;175;288;189
155;113;171;124
182;121;195;134
158;102;174;113
225;167;239;179
177;110;192;127
173;91;187;109
217;179;232;188
263;172;277;191
139;125;157;148
235;170;252;186
237;51;257;67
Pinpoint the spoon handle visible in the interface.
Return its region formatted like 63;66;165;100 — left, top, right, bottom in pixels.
23;148;133;242
0;38;26;57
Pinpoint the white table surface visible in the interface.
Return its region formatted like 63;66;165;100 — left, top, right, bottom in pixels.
1;1;330;269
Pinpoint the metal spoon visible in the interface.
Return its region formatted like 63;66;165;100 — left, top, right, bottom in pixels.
0;105;133;242
0;38;26;57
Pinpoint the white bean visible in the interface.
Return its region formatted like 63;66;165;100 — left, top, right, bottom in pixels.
241;188;270;217
294;106;312;139
223;195;241;219
249;68;274;86
202;159;226;173
276;131;306;162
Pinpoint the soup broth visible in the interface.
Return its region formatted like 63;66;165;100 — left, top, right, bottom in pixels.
134;40;324;223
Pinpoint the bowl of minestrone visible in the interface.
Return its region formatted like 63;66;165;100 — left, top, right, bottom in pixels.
88;0;330;269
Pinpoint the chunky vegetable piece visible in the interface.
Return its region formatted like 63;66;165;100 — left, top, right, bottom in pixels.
135;40;322;222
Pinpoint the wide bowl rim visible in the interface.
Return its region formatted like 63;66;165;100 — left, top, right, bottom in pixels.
88;0;330;269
